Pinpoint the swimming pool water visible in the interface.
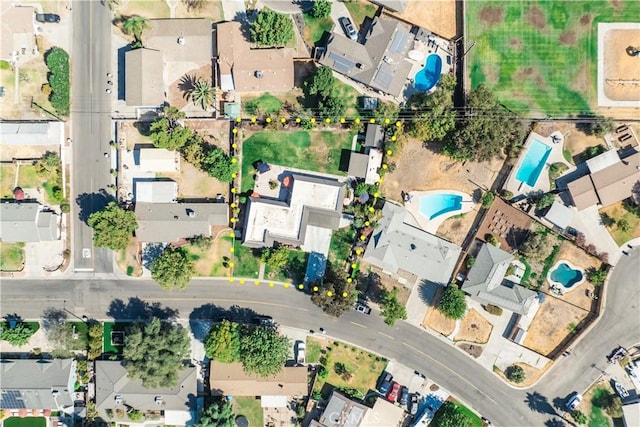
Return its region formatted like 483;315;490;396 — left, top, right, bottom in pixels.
414;54;442;92
418;194;463;220
515;139;552;187
550;262;584;288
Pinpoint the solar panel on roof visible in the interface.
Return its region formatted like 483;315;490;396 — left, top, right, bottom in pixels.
1;390;26;408
390;31;408;53
329;52;355;74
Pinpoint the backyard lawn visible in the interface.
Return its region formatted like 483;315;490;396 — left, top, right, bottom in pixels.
600;201;640;246
343;0;377;29
243;93;283;116
466;0;640;115
103;322;129;355
0;243;25;271
3;417;46;427
328;227;355;266
232;396;263;427
303;13;334;46
241;130;353;193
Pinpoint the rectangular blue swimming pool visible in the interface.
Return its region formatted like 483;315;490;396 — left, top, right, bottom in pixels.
515;139;552;187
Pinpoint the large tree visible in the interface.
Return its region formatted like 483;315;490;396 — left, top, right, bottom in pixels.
306;66;334;97
250;10;294;47
201;148;238;183
150;106;193;150
87;201;137;250
311;267;358;317
519;233;553;262
0;322;37;347
310;0;331;18
432;402;473;427
204;320;241;363
123;318;190;388
240;325;290;377
196;400;235;427
438;285;467;320
408;74;456;142
444;84;527;161
380;288;407;326
149;246;195;290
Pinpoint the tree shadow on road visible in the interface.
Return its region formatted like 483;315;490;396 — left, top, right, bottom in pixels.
107;297;179;322
189;304;259;342
544;418;566;427
75;190;114;224
525;391;558;416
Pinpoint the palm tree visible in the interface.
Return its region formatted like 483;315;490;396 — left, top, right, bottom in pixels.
190;79;216;110
121;16;149;44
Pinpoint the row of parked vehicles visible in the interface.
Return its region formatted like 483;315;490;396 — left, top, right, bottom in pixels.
377;372;420;414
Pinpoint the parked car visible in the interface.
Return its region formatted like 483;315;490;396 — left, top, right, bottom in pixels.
565;391;582;411
355;303;371;315
253;315;274;326
481;417;493;427
409;393;420;415
296;341;306;365
387;381;400;403
339;17;357;40
36;13;60;23
377;372;393;394
398;386;409;406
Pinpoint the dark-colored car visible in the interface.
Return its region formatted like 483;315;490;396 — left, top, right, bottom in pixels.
253;315;274;326
387;381;400;403
339;17;357;41
377;372;393;394
355;303;371;315
398;386;409;406
409;393;420;415
36;13;61;23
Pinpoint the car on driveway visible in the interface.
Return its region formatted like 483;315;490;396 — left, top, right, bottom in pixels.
355;303;371;315
565;391;582;411
36;13;60;23
398;385;409;405
296;341;306;365
409;393;420;415
387;381;400;403
377;372;393;394
339;17;357;40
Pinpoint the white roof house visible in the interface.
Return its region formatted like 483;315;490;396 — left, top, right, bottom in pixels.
0;202;59;242
0;121;63;146
134;180;178;203
545;201;575;230
137;148;179;172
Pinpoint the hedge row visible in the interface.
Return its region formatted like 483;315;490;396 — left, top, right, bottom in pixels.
45;47;70;115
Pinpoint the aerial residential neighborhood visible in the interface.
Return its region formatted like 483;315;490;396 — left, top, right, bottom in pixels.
0;1;639;427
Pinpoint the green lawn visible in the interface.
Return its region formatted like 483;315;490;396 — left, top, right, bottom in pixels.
229;237;260;279
233;396;263;427
431;402;483;427
303;13;334;46
3;417;46;427
0;242;25;271
600;202;640;246
329;79;361;118
466;0;640;115
328;227;355;266
244;93;283;116
0;164;17;198
241;130;353;193
343;0;377;29
306;339;322;363
103;322;129;355
264;249;308;283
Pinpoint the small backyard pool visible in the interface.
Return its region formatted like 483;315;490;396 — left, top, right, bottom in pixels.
414;54;442;92
515;139;552;187
548;261;585;292
418;193;463;220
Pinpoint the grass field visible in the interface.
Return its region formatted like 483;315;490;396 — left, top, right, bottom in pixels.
244;93;283;116
466;0;640;115
0;243;25;271
241;130;353;193
303;13;333;46
233;396;263;427
3;418;46;427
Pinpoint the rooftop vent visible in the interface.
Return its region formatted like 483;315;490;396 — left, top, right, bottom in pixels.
177;36;185;45
154;396;164;406
115;395;123;405
173;215;179;220
410;243;416;251
255;70;263;79
186;209;195;218
51;390;60;398
356;63;363;69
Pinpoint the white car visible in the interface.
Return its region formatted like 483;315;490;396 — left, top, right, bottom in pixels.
296;341;306;365
565;392;582;411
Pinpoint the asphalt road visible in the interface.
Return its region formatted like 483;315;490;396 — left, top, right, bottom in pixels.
2;248;638;426
70;0;114;273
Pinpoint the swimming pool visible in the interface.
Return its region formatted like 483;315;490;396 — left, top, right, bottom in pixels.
418;193;462;220
414;54;442;92
515;139;552;187
549;261;585;291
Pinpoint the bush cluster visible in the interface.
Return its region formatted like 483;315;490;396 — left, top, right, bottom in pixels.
45;47;70;115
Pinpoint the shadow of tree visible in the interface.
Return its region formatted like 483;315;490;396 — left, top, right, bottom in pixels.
141;243;166;269
189;304;259;342
107;297;179;322
178;74;198;101
3;313;24;324
41;307;67;331
544;418;566;427
525;391;558;416
417;280;440;306
75;190;114;224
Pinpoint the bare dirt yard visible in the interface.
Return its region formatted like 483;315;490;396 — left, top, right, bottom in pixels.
454;308;493;344
522;296;590;356
533;121;605;164
386;0;457;39
437;210;480;246
175;0;224;21
167;65;214;110
163;161;229;200
357;268;411;305
116;237;142;277
495;361;552;388
0;57;55;120
423;307;455;336
553;241;601;311
604;29;640;102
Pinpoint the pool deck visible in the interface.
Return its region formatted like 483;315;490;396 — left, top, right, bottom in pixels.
402;34;454;100
504;131;573;197
547;259;586;295
405;189;475;233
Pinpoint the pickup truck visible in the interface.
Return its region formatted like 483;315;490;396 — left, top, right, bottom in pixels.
355;303;372;315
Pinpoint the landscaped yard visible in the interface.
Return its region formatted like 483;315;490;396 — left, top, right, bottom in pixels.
600;201;640;246
310;337;387;398
264;249;308;283
328;227;355;266
103;322;129;355
184;233;233;277
466;0;640;114
228;237;260;279
302;13;333;46
0;243;25;271
432;401;482;427
243;93;284;116
232;396;263;427
240;130;353;193
343;0;377;29
3;417;46;427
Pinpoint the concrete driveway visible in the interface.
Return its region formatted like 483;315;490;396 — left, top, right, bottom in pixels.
23;240;65;276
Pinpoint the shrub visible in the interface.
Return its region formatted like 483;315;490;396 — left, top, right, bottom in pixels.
481;191;495;208
60;200;70;213
486;234;499;246
438;285;467;319
127;409;143;421
484;304;503;316
465;255;476;268
501;189;514;200
45;47;70;115
41;83;52;97
505;364;525;383
310;0;331;18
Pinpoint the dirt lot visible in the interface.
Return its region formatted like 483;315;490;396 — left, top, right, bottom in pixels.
522;296;590;356
166;64;214;110
175;0;224;21
604;29;640;102
454;309;493;344
553;241;601;311
385;0;457;39
422;308;456;336
162;161;229;200
437;209;480;246
357;268;411;305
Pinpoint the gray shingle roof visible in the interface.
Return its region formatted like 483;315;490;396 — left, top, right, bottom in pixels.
95;361;196;415
364;124;384;148
363;202;461;284
462;243;538;315
0;121;63;145
0;359;75;410
348;152;369;178
125;48;164;107
0;202;58;242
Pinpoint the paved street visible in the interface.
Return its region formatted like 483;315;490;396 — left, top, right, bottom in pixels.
70;0;115;273
2;248;638;426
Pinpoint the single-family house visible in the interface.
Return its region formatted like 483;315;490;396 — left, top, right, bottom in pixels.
310;390;369;427
134;180;178;203
242;173;345;255
209;361;307;407
135;202;228;242
349;124;385;184
567;150;640;210
136;148;180;172
125;49;164;107
0;121;63;146
462;243;539;315
0;4;35;62
216;21;294;93
363;202;461;285
318;14;414;97
0;359;76;410
370;0;408;13
544;201;575;231
0;202;59;242
94;361;197;425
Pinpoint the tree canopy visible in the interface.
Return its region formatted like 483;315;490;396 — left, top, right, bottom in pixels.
150;106;193;150
250;10;294;47
0;322;37;347
519;233;553;262
408;74;456;142
311;267;358;317
205;320;241;363
123;318;190;388
505;364;525;383
121;15;149;43
202;147;238;183
437;285;467;319
380;288;407;326
432;402;473;427
196;400;235;427
310;0;331;18
240;325;290;377
149;246;195;290
87;201;138;250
